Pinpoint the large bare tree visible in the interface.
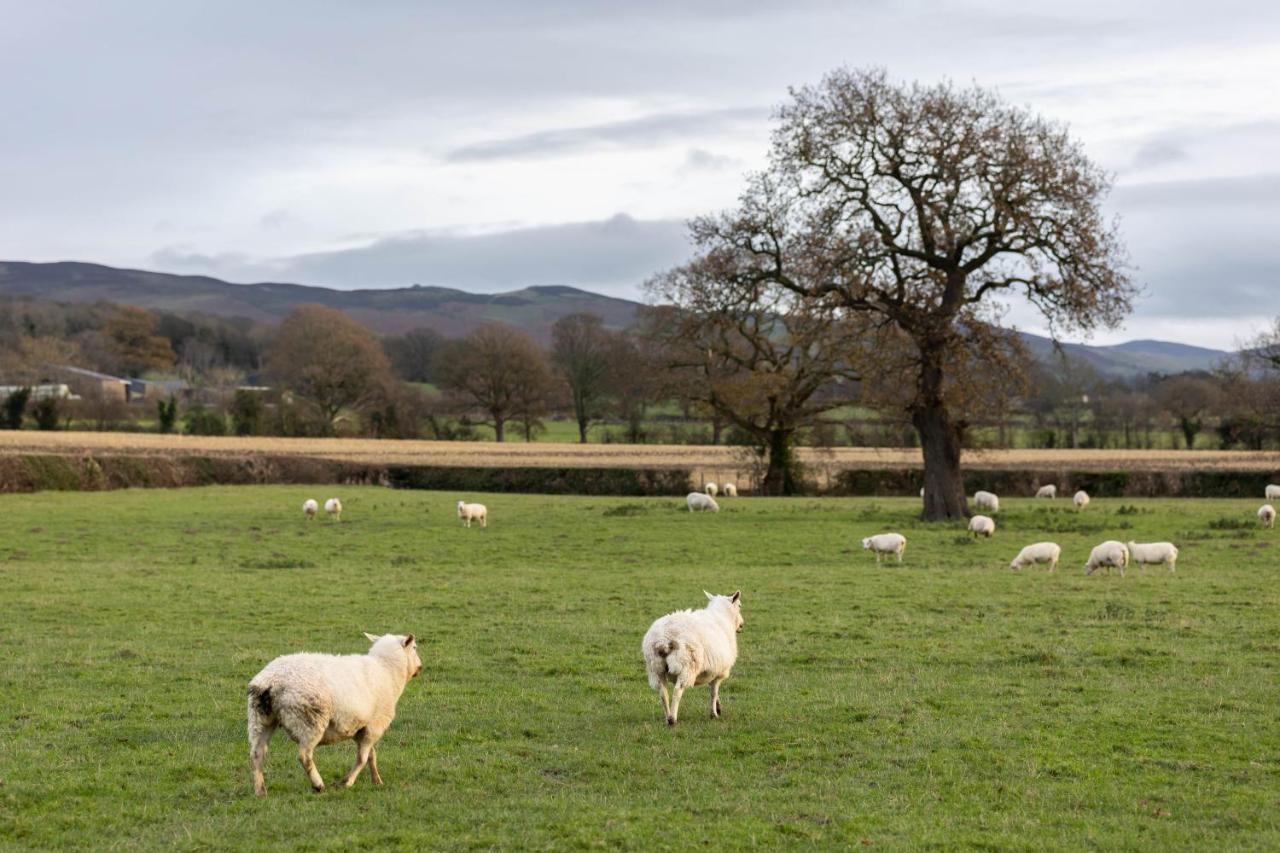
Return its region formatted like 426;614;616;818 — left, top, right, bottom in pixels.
689;68;1134;518
437;324;554;442
550;313;613;443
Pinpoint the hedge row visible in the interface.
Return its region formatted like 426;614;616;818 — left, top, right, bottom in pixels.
830;468;1278;498
383;466;692;496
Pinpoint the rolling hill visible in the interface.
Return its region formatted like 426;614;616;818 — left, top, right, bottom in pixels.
0;260;1232;377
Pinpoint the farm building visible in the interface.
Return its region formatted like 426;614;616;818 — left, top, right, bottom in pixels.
0;383;75;401
45;365;131;402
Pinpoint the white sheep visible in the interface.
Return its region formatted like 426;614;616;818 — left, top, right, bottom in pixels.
861;532;907;564
1266;484;1280;501
457;500;487;528
303;499;318;520
1009;542;1061;572
973;490;1000;513
1084;540;1129;576
1260;504;1276;529
642;590;742;726
722;483;738;497
968;515;996;538
1074;490;1091;511
1035;485;1057;499
247;632;423;795
324;497;342;521
1127;541;1179;572
686;492;720;513
704;482;718;497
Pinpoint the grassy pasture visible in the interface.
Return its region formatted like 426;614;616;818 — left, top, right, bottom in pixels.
0;487;1278;849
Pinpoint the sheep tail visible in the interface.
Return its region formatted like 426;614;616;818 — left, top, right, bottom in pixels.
247;684;273;719
653;639;676;659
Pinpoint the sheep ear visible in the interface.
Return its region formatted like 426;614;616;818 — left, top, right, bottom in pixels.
363;632;379;643
402;634;415;648
704;590;714;601
731;590;741;604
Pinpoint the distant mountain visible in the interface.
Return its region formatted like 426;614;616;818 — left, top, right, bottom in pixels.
0;261;640;344
0;260;1233;376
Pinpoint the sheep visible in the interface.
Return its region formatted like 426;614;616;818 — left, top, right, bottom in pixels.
1009;542;1061;572
861;532;907;564
457;500;487;528
1074;490;1091;512
722;483;738;498
973;490;1000;513
642;590;742;726
247;632;423;795
704;482;718;498
1260;504;1276;529
1267;484;1280;501
323;497;343;521
1084;540;1129;576
1035;485;1057;499
303;499;318;520
1127;541;1179;572
968;515;996;538
686;492;720;513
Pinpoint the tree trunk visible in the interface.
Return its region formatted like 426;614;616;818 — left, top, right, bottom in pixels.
761;428;797;496
493;416;505;442
912;352;968;520
577;414;588;443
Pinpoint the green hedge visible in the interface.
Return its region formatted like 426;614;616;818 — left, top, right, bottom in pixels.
384;466;692;496
831;468;1277;498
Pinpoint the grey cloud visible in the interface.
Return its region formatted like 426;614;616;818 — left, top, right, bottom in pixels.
443;108;769;162
1114;173;1280;207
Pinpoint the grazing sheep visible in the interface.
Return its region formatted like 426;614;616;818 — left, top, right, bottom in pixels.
457;501;487;528
1260;504;1276;529
1084;540;1129;576
722;483;738;497
1009;542;1061;572
973;490;1000;513
1074;490;1091;512
861;532;907;564
303;499;318;520
968;515;996;538
324;498;342;521
642;591;742;726
1127;541;1179;572
1267;484;1280;501
1035;485;1057;499
686;492;720;513
247;632;423;796
705;482;718;497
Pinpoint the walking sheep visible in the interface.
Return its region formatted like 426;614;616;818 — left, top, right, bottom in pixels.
1035;485;1057;499
1127;541;1179;572
457;501;487;528
862;533;907;564
1010;542;1061;572
642;591;742;726
722;483;738;497
303;499;318;520
1074;490;1091;511
705;482;718;497
1260;504;1276;529
247;632;423;795
687;492;720;513
969;515;996;539
974;490;1000;513
324;497;342;521
1084;540;1129;576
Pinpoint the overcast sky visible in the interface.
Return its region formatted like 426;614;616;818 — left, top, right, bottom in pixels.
2;1;1278;348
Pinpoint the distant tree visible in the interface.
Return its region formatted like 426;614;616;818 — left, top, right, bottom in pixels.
1247;316;1280;372
30;396;61;431
3;387;31;429
74;386;131;431
263;305;395;432
550;313;613;443
689;68;1135;518
604;332;662;444
437;324;554;442
106;306;177;375
228;390;264;436
383;328;444;384
1155;374;1220;449
156;396;179;434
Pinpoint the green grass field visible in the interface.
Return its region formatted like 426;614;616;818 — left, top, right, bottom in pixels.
1;488;1277;849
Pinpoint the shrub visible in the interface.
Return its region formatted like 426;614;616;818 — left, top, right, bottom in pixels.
3;388;32;429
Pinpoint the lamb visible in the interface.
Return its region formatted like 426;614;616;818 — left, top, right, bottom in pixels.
1074;490;1091;511
722;483;738;497
324;497;342;521
246;632;423;796
642;591;742;726
1009;542;1061;572
457;500;487;528
1127;541;1179;572
1267;484;1280;501
968;515;996;538
686;492;720;513
704;482;718;497
973;490;1000;513
1260;504;1276;529
1035;485;1057;499
303;499;318;520
861;532;907;564
1084;540;1129;576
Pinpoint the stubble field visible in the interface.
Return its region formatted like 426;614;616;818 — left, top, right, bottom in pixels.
1;487;1278;849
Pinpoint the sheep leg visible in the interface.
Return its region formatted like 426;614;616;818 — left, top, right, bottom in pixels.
668;683;686;727
368;746;383;786
297;733;326;792
249;722;275;797
710;679;723;719
339;729;377;789
657;680;672;722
